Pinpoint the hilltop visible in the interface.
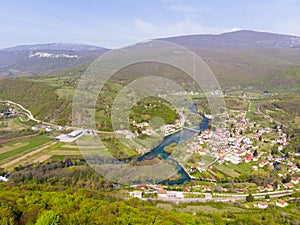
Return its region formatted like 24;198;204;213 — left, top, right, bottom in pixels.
0;44;108;77
159;30;300;92
159;30;300;49
1;30;300;92
1;43;107;52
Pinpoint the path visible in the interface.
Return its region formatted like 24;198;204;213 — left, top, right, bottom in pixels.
257;104;287;128
1;100;114;134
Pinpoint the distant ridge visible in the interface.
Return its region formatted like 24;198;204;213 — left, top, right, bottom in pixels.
158;30;300;49
2;43;107;52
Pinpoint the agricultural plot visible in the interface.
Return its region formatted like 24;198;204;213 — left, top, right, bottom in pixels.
214;164;241;178
0;135;92;169
0;135;51;163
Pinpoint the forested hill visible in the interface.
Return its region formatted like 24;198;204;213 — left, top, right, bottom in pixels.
0;78;71;125
0;158;299;224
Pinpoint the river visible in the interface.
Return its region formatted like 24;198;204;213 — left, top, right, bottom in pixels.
136;113;210;185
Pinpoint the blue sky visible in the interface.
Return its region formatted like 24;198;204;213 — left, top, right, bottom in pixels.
0;0;300;49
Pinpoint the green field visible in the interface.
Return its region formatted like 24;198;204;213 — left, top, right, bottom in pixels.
0;135;51;164
214;164;241;178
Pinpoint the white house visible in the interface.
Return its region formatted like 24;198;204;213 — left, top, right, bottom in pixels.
129;191;143;199
257;202;268;209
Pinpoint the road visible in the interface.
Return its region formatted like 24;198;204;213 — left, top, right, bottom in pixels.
142;190;294;203
257;104;287;128
1;100;114;134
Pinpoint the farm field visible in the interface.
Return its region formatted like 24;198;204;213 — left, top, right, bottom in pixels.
0;134;85;170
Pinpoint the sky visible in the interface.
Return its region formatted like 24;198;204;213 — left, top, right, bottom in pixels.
0;0;300;49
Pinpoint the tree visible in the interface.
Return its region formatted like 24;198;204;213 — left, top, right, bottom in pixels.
253;149;258;157
265;194;270;200
284;174;291;183
246;194;254;202
35;210;60;225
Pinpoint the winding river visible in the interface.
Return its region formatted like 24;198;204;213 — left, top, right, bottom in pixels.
137;113;209;185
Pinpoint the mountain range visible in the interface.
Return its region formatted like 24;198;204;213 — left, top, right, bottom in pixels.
2;43;107;52
1;30;300;91
159;30;300;49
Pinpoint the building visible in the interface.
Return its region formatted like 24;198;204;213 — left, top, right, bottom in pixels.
55;130;84;143
265;184;273;192
288;165;299;173
244;154;253;163
0;176;8;182
257;186;265;192
291;177;299;184
235;188;244;194
259;160;269;168
167;191;184;199
67;130;83;138
257;202;268;209
157;189;167;198
283;182;293;189
252;166;258;171
129;191;142;199
203;185;212;192
276;199;288;208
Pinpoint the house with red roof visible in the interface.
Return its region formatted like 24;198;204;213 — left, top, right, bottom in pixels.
291;177;299;185
203;185;212;192
276;199;288;207
265;184;273;191
283;182;293;189
243;154;253;163
257;186;265;192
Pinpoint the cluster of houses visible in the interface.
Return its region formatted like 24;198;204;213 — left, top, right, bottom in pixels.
254;199;288;209
160;120;182;136
187;110;299;174
31;124;58;132
0;107;17;119
129;184;184;199
119;118;183;140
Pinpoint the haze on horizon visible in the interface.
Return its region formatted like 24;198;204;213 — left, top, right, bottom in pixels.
1;0;300;49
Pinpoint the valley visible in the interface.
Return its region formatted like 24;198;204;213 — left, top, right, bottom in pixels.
0;30;299;225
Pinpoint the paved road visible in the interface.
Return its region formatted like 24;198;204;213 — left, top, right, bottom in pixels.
142;190;294;203
1;100;114;134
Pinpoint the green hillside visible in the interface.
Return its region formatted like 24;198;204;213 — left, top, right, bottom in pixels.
0;78;71;125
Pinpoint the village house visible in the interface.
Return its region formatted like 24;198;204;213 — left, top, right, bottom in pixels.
235;188;244;194
243;154;253;163
291;177;299;184
157;189;167;198
257;202;268;209
283;182;293;189
252;165;258;171
167;191;184;199
257;186;265;192
276;199;288;208
203;185;212;192
265;184;273;192
259;160;269;168
129;191;143;199
288;165;299;173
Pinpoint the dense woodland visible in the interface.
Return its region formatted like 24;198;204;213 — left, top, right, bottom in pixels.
0;158;299;225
